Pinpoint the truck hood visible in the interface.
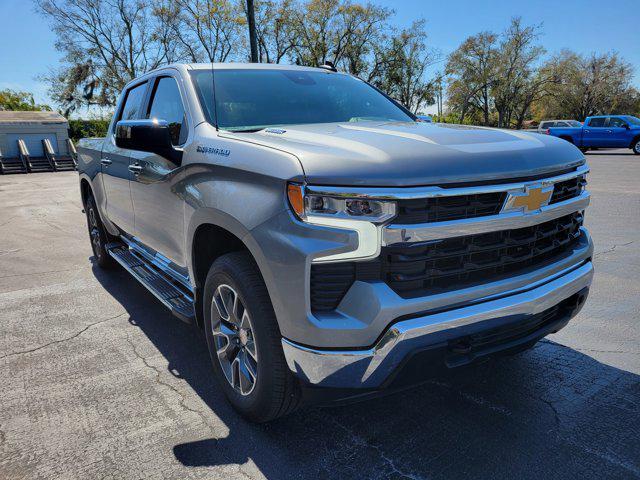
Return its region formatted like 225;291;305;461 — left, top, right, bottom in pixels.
222;121;585;187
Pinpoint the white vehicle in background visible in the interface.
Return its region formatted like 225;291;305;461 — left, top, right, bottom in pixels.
539;120;582;134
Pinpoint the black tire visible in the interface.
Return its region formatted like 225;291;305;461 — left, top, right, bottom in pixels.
579;147;589;154
85;193;116;269
632;138;640;155
203;252;301;422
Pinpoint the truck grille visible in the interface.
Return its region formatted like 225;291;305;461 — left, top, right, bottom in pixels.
309;212;584;311
550;175;587;204
395;192;506;224
394;173;585;224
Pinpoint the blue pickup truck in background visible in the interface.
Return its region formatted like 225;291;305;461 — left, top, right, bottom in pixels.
548;115;640;154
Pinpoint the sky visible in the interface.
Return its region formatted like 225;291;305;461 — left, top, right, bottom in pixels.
1;0;639;114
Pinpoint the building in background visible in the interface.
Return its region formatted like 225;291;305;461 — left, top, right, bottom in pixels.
0;111;75;174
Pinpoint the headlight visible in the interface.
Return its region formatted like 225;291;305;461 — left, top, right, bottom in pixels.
287;184;396;224
287;183;397;263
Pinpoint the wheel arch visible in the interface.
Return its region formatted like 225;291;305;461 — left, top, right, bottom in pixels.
79;176;92;207
188;211;274;329
629;134;640;149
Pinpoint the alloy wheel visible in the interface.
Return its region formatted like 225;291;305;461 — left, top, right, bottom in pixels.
88;207;102;257
211;284;258;395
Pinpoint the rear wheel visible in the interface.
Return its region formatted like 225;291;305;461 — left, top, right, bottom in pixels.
203;252;301;422
85;194;116;269
632;139;640;155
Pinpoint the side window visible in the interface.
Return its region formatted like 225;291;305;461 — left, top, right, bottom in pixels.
557;122;569;127
588;117;606;127
118;82;148;123
607;117;627;128
147;77;187;145
540;122;552;129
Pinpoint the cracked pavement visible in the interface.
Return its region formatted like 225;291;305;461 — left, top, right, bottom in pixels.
1;149;639;479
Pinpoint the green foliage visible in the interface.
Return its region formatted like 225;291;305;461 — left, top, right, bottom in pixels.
446;18;637;127
37;0;438;115
68;119;110;142
0;89;52;111
533;51;639;121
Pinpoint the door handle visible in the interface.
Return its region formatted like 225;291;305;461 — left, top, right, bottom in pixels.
128;163;143;174
584;130;589;133
100;158;113;166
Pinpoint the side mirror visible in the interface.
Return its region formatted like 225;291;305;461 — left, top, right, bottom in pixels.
624;124;630;130
115;119;183;165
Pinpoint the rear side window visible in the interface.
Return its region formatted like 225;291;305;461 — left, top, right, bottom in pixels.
147;77;187;145
119;82;148;122
588;117;606;127
607;117;627;128
540;122;553;129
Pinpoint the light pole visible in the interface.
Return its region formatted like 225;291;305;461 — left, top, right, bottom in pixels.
246;0;259;63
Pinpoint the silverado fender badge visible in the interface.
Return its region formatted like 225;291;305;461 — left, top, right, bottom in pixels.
197;145;231;157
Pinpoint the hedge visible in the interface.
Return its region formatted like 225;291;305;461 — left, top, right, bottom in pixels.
68;119;110;143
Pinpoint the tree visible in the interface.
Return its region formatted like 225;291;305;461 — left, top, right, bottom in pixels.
289;0;391;71
369;21;439;114
491;18;547;128
248;0;296;63
0;90;52;111
445;18;556;128
154;0;245;63
37;0;439;114
36;0;175;115
535;50;637;120
445;31;498;125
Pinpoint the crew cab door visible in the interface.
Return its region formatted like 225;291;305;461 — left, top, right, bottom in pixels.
605;117;631;147
101;81;148;234
129;74;188;266
582;117;608;147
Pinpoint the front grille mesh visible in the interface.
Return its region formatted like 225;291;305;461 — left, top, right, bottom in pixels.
381;212;583;298
395;192;506;224
550;175;586;204
394;173;585;225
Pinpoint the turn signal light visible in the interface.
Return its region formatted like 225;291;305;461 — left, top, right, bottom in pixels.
287;184;304;219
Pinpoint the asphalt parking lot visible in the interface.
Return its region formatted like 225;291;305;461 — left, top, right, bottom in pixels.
1;149;639;480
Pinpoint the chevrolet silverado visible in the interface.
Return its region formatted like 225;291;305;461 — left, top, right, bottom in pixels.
77;63;593;422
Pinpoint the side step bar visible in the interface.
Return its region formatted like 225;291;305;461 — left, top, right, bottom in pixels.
106;242;195;323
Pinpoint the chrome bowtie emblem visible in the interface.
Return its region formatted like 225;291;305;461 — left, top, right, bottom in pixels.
502;183;554;214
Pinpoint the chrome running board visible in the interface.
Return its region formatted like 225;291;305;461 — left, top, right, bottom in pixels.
106;242;195;323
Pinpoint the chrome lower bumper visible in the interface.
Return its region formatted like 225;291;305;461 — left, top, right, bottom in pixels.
282;260;593;389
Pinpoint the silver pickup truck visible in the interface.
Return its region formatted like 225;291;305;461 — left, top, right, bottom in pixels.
77;63;593;422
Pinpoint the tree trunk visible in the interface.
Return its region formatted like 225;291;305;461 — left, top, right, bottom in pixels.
482;87;489;125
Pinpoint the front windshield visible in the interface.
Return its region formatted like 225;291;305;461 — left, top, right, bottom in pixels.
624;116;640;126
190;69;414;131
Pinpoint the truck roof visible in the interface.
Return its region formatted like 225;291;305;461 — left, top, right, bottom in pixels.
171;62;331;73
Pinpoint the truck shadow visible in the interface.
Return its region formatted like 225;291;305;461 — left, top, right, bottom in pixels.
91;263;640;480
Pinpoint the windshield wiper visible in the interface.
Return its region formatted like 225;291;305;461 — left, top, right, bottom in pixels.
226;127;264;133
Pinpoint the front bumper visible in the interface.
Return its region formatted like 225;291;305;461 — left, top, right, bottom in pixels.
282;260;593;389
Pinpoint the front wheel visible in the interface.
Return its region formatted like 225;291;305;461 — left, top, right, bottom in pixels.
632;139;640;155
203;252;301;422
